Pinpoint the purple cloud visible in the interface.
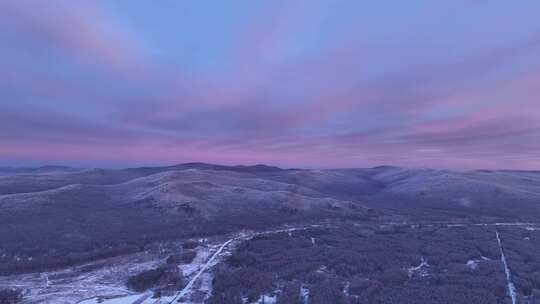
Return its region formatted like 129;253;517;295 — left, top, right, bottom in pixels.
1;1;539;169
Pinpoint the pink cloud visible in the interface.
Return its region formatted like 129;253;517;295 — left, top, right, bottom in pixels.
1;1;152;80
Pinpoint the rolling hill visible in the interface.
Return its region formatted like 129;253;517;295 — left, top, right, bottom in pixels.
1;163;539;275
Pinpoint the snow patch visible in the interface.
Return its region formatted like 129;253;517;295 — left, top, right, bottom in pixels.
447;224;466;227
172;239;233;303
301;285;310;304
251;293;277;304
78;293;148;304
466;260;478;270
408;257;429;278
496;231;517;304
343;281;350;296
179;248;210;277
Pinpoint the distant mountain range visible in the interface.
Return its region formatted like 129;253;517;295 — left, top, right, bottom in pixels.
1;163;539;274
0;165;78;175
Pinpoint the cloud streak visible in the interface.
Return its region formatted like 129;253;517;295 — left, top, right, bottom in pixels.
1;1;539;169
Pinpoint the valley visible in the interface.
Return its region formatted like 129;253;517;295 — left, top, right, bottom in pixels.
1;164;540;303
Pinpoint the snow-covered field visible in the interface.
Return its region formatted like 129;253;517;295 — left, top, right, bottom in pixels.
0;225;320;304
79;293;151;304
0;251;160;304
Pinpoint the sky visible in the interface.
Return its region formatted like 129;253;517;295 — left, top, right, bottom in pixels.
1;1;539;169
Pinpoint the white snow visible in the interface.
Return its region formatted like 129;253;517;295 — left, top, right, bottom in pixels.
0;251;158;304
78;293;148;304
496;230;517;304
172;239;233;303
466;260;478;270
301;285;310;304
156;226;324;303
495;222;537;227
179;249;210;277
466;257;490;270
408;257;429;278
252;293;277;304
343;281;350;296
